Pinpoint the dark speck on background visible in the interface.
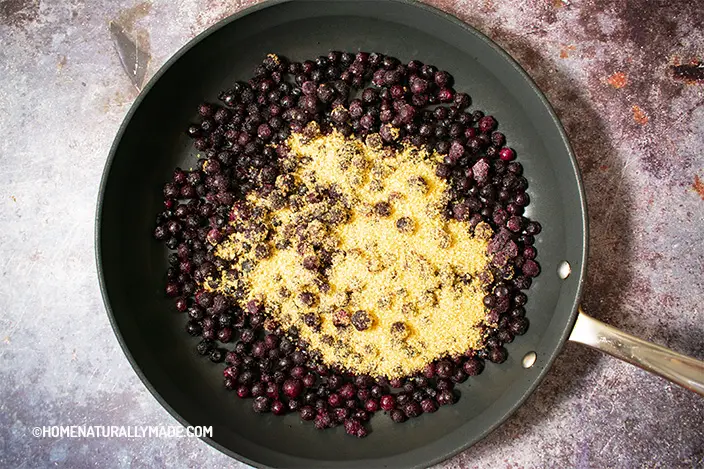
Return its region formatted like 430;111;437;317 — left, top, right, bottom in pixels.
671;62;704;83
0;0;39;27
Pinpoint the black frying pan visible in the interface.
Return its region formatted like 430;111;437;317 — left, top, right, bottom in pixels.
96;1;704;467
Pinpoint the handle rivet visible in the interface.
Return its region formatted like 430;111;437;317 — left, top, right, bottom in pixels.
522;351;537;368
558;261;571;279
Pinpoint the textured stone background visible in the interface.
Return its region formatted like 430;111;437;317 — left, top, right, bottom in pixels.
1;0;703;467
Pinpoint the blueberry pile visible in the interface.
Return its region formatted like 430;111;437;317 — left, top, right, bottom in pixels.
153;51;540;437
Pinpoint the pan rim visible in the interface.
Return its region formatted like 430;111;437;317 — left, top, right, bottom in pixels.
95;0;589;467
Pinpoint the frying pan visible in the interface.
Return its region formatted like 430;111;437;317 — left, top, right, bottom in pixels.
96;1;704;467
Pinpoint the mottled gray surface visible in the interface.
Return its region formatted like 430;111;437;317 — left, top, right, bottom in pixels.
1;0;702;468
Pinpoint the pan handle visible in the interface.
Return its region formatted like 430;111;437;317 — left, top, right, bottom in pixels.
569;307;704;396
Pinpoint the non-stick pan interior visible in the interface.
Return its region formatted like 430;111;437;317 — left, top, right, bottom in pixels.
97;1;587;467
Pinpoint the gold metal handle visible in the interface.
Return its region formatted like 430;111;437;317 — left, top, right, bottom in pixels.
569;307;704;396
